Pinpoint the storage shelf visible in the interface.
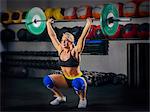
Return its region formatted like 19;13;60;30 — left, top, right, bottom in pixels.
1;17;150;29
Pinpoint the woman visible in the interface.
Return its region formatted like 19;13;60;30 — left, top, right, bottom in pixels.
43;18;92;108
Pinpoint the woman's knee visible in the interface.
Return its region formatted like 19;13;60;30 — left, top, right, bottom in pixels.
72;77;87;92
43;75;54;89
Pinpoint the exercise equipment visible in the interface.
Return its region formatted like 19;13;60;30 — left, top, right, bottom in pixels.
22;11;27;20
95;25;105;39
113;74;127;85
25;7;46;35
17;28;28;41
100;4;131;36
137;23;149;39
17;28;36;41
92;5;103;19
83;71;94;86
12;10;22;23
53;8;64;20
139;1;150;17
109;25;123;39
45;8;53;20
1;11;12;24
64;7;77;19
100;4;119;36
76;5;92;19
26;30;38;41
116;3;123;17
37;29;50;41
2;58;60;69
3;4;131;36
123;2;137;17
1;29;15;42
122;24;138;39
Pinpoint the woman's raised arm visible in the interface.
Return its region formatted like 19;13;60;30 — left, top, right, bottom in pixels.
47;19;62;52
75;18;92;53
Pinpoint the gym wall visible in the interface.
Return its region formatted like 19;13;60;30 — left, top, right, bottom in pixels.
0;0;7;43
5;40;148;75
1;0;149;77
0;0;7;12
0;0;7;66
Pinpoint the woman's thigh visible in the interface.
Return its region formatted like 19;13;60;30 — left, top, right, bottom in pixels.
49;74;69;88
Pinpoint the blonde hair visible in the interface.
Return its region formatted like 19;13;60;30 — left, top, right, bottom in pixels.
65;32;74;43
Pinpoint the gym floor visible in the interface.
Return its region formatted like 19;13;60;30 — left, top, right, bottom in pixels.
1;77;149;112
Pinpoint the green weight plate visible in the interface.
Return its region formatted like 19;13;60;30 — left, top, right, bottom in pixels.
100;4;119;36
25;7;46;35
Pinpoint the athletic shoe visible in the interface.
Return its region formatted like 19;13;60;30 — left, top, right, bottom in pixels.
78;99;87;108
50;96;66;105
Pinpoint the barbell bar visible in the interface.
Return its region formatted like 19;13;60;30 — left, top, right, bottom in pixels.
15;4;132;36
27;17;132;25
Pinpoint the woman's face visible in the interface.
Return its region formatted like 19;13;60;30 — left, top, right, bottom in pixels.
61;33;73;48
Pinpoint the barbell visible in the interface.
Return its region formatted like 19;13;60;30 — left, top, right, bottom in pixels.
22;4;131;36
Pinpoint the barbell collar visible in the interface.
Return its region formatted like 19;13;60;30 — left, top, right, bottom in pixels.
21;19;26;23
